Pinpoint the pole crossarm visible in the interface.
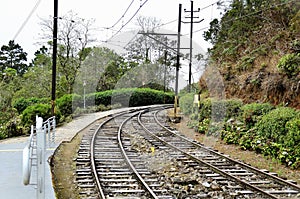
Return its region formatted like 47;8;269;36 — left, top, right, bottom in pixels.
182;18;204;23
138;32;186;56
138;32;179;36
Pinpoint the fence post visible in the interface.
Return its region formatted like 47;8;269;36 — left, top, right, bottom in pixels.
36;116;45;199
52;117;56;144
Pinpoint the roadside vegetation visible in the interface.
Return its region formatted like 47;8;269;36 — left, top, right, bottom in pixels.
178;0;300;170
180;94;300;169
0;13;178;140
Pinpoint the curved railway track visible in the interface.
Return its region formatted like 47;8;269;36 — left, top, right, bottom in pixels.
75;106;300;199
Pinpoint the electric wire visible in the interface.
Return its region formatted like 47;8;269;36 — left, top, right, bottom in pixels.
108;0;135;29
13;0;42;40
192;0;298;35
106;0;149;42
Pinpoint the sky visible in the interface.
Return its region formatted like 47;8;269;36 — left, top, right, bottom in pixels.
0;0;223;86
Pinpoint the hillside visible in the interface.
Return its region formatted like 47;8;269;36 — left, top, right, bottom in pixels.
201;0;300;108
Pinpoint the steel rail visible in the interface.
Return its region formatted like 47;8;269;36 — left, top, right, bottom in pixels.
137;110;279;199
90;110;136;198
117;110;159;199
90;116;112;199
154;109;300;192
90;107;163;198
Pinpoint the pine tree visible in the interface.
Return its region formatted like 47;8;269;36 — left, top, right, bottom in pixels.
0;40;28;76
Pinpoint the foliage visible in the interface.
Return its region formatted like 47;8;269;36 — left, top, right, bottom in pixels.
21;103;61;130
285;117;300;147
240;103;274;129
88;88;174;108
277;53;300;77
255;107;297;143
221;119;246;145
0;40;29;76
198;98;243;123
187;97;300;168
179;93;195;115
13;97;49;114
56;94;82;117
40;11;95;94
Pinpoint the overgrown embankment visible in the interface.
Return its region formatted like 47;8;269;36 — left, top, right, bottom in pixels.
203;0;300;108
180;94;300;169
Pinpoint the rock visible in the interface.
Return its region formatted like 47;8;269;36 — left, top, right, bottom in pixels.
202;181;211;188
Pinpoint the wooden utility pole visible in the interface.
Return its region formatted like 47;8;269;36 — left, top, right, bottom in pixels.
183;1;203;92
51;0;58;116
174;3;182;116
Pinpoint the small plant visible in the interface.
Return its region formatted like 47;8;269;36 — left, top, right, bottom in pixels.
255;107;297;143
240;103;274;130
277;53;300;77
179;93;194;115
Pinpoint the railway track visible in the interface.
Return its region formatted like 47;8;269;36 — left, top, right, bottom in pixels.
75;106;300;199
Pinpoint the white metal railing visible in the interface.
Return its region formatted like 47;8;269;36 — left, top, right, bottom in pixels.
23;115;56;199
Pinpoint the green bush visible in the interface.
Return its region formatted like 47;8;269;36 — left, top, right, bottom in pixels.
93;88;174;107
13;97;49;114
56;94;82;117
221;119;247;144
240;103;274;129
179;93;195;115
198;98;243;122
21;104;61;130
277;53;300;77
93;90;113;106
255;107;297;143
285;117;300;147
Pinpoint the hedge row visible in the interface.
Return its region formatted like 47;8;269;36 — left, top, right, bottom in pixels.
181;96;300;169
2;88;174;139
86;88;174;107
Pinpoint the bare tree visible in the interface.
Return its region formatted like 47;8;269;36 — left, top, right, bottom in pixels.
39;11;95;94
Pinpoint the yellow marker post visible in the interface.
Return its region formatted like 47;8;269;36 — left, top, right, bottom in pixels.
150;147;155;155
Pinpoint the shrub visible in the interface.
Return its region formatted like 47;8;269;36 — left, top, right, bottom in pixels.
21;103;61;131
240;103;274;129
285;117;300;147
198;98;243;122
13;97;49;114
93;90;113;106
179;93;195;115
277;53;300;77
56;94;82;117
255;107;297;143
222;118;247;144
93;88;174;107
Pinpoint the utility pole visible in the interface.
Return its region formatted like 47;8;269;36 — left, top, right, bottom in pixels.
164;51;168;93
183;1;203;92
174;3;182;117
51;0;58;116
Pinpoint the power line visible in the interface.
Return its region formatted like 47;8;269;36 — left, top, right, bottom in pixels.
108;0;135;29
106;0;149;42
192;0;298;35
157;19;177;28
157;1;220;29
13;0;42;40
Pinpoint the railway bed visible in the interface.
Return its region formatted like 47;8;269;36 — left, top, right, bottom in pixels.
74;106;300;199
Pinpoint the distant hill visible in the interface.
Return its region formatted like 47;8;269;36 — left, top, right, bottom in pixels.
201;0;300;108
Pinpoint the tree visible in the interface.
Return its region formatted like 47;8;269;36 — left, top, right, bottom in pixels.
0;40;29;76
14;46;52;99
125;16;163;64
74;47;128;94
124;16;176;90
39;11;95;95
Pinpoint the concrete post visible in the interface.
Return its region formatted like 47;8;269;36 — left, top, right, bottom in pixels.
36;116;45;199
